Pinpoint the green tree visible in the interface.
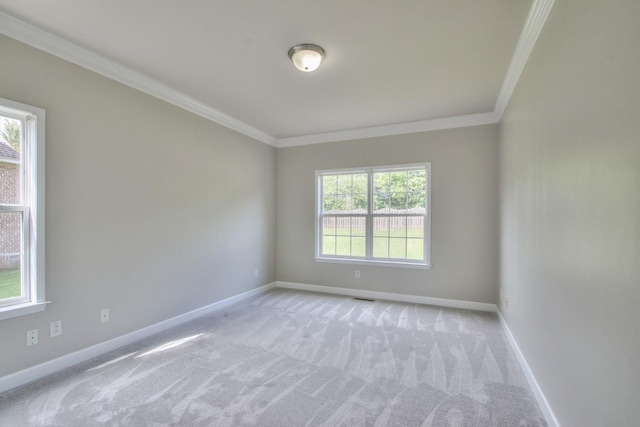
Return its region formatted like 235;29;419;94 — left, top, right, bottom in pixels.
0;120;20;152
323;170;425;213
373;170;426;211
323;173;368;212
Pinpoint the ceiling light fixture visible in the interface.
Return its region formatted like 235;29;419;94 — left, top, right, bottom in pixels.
288;44;325;72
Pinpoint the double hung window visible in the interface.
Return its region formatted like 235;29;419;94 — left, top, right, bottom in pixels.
0;98;46;320
316;163;431;268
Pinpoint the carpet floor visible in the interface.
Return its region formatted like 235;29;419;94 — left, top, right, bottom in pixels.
0;289;547;426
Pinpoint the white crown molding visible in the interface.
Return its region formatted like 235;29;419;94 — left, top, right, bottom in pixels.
277;0;556;148
497;310;560;427
0;0;555;149
0;282;277;394
494;0;556;119
0;11;277;147
276;111;501;148
276;281;498;312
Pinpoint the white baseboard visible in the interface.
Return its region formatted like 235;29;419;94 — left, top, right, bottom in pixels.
0;282;276;394
277;282;558;425
276;281;498;312
2;280;558;427
496;310;560;427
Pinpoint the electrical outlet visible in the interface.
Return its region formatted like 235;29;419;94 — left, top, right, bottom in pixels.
355;270;360;279
27;329;38;346
504;296;509;309
254;269;259;278
100;308;110;323
50;320;62;337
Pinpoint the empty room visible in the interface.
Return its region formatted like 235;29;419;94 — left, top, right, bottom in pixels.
0;0;638;426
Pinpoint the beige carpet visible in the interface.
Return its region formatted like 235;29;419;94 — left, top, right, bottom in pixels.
0;289;546;426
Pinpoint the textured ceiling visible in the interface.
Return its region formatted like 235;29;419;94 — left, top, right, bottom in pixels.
0;0;532;140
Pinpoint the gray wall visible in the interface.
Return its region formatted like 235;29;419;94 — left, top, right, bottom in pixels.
277;125;499;303
0;35;277;376
499;1;640;425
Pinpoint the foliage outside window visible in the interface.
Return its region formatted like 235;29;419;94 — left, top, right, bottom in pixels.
316;163;431;268
0;98;46;320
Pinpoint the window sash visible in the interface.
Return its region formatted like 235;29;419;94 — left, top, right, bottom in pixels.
0;206;30;307
0;97;46;319
319;214;368;259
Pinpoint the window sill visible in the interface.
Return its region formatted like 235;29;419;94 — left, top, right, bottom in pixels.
0;301;49;321
315;257;431;270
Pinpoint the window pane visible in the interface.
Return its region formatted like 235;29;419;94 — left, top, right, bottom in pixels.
0;117;21;205
407;217;425;260
374;195;389;212
322;236;336;255
408;169;425;190
322;217;336;236
373;172;390;211
322;216;367;257
0;211;23;301
389;238;407;259
323;175;337;195
0;254;22;300
407;169;426;211
0;211;22;254
336;217;351;235
407;217;424;238
389;216;407;238
337;174;352;194
372;215;425;260
407;239;424;260
0;161;20;205
407;191;425;210
352;217;366;236
353;193;367;211
352;174;367;193
390;192;407;211
373;217;389;237
351;237;365;257
323;194;337;213
336;195;353;213
336;236;351;256
373;237;389;258
321;216;337;256
323;173;368;214
390;171;408;192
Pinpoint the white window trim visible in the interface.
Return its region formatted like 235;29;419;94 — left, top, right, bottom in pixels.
0;97;47;320
315;162;432;269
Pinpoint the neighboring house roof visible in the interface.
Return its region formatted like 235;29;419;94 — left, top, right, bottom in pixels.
0;140;19;161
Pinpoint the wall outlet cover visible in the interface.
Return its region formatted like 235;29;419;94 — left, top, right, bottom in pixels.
27;329;39;346
50;320;62;337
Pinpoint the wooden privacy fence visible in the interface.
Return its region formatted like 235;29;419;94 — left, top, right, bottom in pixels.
323;216;424;231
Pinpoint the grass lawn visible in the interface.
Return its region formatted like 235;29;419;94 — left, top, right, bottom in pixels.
0;268;21;299
323;229;424;260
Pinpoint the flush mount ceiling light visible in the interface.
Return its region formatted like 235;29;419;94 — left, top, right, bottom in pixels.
288;44;325;72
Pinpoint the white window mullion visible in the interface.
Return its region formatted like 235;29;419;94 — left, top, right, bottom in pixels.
22;207;31;301
366;169;373;259
424;164;431;267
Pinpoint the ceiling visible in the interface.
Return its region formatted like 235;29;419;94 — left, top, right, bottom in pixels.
0;1;542;145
